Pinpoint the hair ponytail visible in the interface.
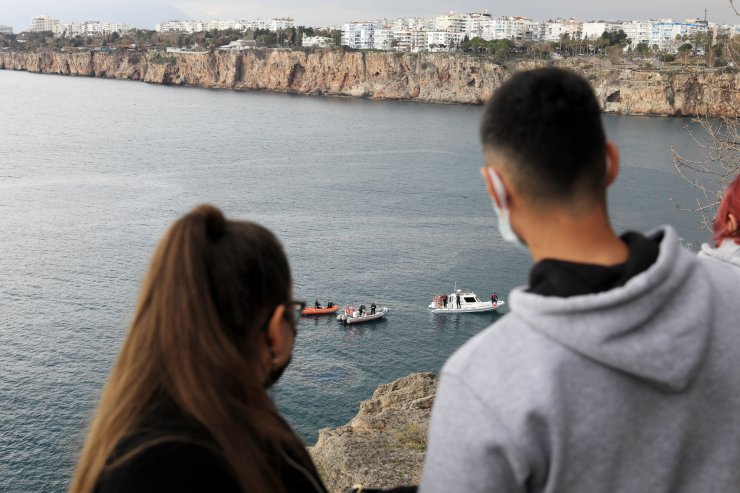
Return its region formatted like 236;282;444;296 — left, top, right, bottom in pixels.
70;205;306;493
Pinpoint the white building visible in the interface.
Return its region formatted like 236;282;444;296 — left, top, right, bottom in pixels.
72;21;132;36
0;24;12;34
200;19;242;31
434;11;467;32
390;30;428;52
426;31;465;50
647;20;708;52
302;34;334;48
582;21;622;39
241;19;267;30
155;20;201;33
155;17;294;34
341;21;385;49
713;23;740;39
166;44;207;53
269;17;295;31
373;29;394;50
27;15;61;34
621;20;652;46
391;17;433;32
544;19;583;41
464;12;492;37
218;39;256;51
525;21;547;42
481;16;534;42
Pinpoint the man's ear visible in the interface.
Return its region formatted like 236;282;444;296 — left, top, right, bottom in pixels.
480;167;503;208
265;305;290;366
727;213;738;235
605;142;620;187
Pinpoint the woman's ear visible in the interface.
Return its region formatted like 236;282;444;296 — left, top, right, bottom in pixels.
265;305;292;367
727;213;738;235
605;142;620;187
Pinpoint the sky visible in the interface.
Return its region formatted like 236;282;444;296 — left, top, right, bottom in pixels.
0;0;736;32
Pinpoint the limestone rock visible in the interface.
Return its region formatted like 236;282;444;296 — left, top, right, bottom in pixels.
0;49;736;117
309;372;438;493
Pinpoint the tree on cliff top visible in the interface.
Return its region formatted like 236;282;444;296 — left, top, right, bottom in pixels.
672;0;740;231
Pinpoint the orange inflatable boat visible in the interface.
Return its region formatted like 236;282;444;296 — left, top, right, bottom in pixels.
301;305;340;316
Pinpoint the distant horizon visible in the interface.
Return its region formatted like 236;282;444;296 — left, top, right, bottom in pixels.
0;0;736;33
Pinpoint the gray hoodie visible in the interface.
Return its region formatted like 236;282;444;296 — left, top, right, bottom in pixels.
698;239;740;275
420;226;740;493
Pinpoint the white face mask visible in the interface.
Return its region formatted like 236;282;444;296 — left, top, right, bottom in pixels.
486;167;527;251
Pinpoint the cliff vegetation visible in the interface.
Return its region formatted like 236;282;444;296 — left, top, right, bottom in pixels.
309;372;437;493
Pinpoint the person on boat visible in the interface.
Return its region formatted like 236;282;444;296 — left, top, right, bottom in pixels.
698;174;740;275
69;204;327;493
359;304;366;316
327;301;334;308
315;299;321;309
420;68;740;493
490;293;497;306
455;293;461;309
443;294;448;308
371;302;376;315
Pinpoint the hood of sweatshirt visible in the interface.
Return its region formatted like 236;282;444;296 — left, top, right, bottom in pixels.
700;239;740;269
509;226;712;393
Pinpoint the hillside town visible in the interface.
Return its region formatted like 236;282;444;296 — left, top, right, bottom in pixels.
1;10;737;57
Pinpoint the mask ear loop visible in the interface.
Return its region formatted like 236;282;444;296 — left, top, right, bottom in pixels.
487;168;508;209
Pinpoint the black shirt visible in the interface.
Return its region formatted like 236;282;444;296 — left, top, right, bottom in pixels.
528;232;660;297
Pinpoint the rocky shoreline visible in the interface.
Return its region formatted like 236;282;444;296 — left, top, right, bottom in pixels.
0;49;736;117
309;372;438;493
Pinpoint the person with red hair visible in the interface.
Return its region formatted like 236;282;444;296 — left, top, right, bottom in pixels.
699;175;740;274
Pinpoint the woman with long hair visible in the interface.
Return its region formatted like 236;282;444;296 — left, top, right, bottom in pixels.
699;175;740;274
69;204;327;493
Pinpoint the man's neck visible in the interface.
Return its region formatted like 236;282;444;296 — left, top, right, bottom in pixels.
523;210;629;266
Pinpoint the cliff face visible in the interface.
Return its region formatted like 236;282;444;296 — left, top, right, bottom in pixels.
0;49;736;117
0;49;503;105
309;372;437;493
586;66;736;117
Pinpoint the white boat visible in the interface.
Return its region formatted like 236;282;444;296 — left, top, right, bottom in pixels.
337;305;389;324
428;289;505;314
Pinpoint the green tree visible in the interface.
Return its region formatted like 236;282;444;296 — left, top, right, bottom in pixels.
635;42;650;58
601;29;628;46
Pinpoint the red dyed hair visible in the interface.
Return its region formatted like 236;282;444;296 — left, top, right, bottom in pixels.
714;175;740;246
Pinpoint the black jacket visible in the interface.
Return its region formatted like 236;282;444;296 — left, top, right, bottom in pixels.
96;439;327;493
95;401;327;493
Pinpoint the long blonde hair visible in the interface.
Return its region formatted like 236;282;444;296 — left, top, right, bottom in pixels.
70;204;306;493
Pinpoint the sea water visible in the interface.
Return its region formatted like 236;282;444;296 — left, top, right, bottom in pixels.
0;70;706;492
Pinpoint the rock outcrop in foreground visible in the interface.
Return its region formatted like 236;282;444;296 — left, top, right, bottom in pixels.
310;372;438;493
0;49;736;117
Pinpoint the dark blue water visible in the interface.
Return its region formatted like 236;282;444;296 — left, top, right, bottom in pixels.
0;70;705;492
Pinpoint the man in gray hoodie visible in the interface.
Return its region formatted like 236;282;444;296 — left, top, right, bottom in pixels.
419;68;740;492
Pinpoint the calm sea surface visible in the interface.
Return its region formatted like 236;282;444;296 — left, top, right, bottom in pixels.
0;70;706;492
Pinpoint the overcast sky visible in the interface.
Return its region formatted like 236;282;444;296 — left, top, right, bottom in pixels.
0;0;736;32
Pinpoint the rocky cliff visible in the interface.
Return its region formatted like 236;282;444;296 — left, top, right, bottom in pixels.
0;49;736;117
309;372;438;493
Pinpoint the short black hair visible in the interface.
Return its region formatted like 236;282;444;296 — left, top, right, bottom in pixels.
481;67;607;203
